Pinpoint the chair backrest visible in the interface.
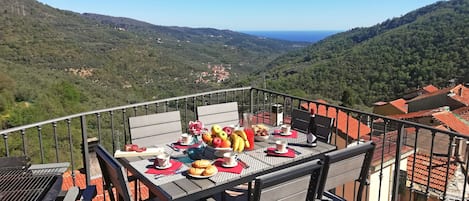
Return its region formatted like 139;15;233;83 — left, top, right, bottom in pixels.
197;102;239;128
96;144;133;201
314;141;375;201
291;108;312;134
129;111;182;146
312;114;334;143
253;159;322;201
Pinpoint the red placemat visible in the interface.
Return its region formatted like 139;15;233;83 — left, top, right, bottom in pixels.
145;160;183;175
266;147;296;158
213;159;243;174
272;130;298;138
173;141;201;150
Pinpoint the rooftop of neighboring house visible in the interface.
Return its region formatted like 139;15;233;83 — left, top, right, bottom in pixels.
360;131;414;168
408;84;469;106
432;111;469;135
407;152;458;193
389;106;449;119
301;100;371;140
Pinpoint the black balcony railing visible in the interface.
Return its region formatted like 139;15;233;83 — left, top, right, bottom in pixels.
1;86;468;201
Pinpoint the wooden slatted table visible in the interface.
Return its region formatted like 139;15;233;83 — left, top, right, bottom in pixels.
119;130;336;201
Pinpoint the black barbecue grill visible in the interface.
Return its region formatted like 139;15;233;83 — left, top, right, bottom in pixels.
0;157;66;201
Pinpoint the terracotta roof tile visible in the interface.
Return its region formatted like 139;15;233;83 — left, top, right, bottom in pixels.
389;98;408;113
432;111;469;135
360;130;414;166
423;85;439;93
408;84;469;106
62;171;150;200
407;152;457;192
301;100;371;140
389;108;443;119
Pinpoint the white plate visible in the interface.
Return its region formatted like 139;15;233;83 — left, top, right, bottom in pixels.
274;149;288;154
222;162;238;168
188;168;218;178
155;162;172;170
280;131;292;136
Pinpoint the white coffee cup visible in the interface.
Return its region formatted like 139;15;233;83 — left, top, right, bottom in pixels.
281;125;291;134
275;140;288;153
223;152;237;165
156;153;170;167
181;133;193;144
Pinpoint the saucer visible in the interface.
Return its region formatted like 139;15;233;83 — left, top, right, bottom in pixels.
155;162;172;169
179;141;194;146
274;149;288;154
222;162;238;168
280;131;292;136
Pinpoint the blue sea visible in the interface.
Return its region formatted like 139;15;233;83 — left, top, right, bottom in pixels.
241;30;342;43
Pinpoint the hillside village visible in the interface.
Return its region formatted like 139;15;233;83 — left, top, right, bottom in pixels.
372;83;469;200
193;63;231;84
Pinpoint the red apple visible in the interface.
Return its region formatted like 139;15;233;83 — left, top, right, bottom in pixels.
212;137;222;148
222;127;233;135
131;144;139;151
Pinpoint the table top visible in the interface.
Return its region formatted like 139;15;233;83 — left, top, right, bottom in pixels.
119;129;336;201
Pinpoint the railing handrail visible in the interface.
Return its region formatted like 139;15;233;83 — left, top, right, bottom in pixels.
254;87;467;139
0;86;252;136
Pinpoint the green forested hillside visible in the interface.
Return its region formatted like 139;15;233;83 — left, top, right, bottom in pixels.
0;0;307;128
261;0;469;106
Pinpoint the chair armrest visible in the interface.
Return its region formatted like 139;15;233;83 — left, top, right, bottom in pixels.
62;186;79;201
323;191;345;201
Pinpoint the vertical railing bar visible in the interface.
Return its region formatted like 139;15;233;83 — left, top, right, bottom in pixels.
184;98;188;133
165;101;169;112
133;106;138;117
334;109;339;146
155;102;159;113
345;112;350;146
110;111;115;153
249;88;254;113
357;114;362;144
2;133;9;157
122;109;127;145
21;129;26;156
378;120;388;201
425;131;437;197
96;113;102;143
369;116;374;141
442;134;455;200
391;123;404;201
37;126;44;163
66;118;76;186
193;96;197;120
462;143;469;201
81;116;91;186
144;105;149;115
176;99;179;111
409;127;420;201
53;122;59;162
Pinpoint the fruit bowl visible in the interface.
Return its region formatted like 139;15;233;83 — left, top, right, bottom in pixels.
205;146;233;157
255;134;270;142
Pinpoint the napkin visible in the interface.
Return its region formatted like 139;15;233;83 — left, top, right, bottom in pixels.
266;147;296;158
173;141;201;150
213;159;243;174
145;160;183;175
273;130;298;138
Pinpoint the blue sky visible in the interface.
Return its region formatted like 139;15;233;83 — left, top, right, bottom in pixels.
37;0;441;31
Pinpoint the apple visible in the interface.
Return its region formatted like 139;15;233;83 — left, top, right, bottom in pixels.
202;133;213;143
220;139;231;148
211;125;222;135
216;131;228;141
212;137;222;148
222;127;233;135
131;144;139;151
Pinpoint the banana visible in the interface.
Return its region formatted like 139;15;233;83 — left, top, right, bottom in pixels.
233;130;250;149
230;134;240;151
237;136;245;152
